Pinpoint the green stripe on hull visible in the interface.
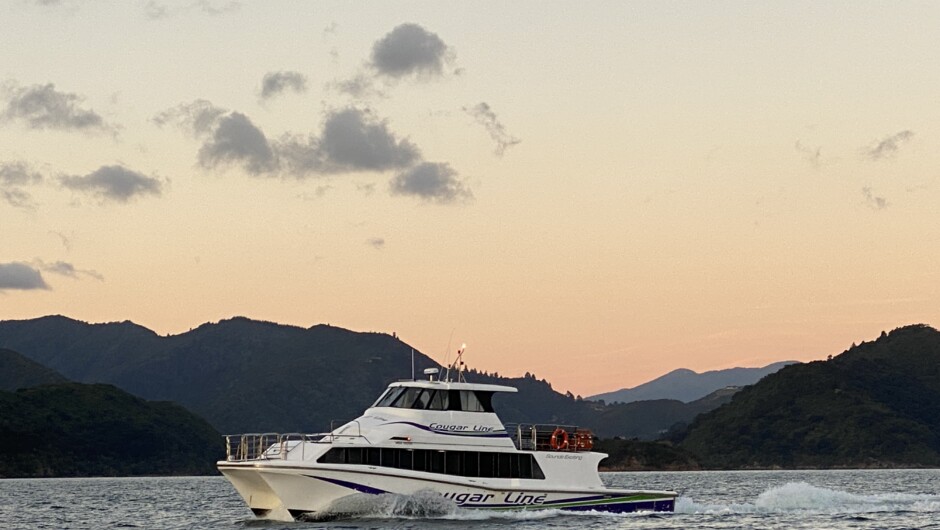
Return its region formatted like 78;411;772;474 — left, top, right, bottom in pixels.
482;493;672;511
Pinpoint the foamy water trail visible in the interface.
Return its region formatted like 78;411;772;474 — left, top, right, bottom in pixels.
316;482;940;522
322;489;650;521
677;482;940;515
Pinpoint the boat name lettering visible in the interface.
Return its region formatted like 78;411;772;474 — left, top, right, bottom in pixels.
429;423;495;433
545;453;583;460
440;491;546;506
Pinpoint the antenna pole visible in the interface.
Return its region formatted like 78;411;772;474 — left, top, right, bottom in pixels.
411;349;415;381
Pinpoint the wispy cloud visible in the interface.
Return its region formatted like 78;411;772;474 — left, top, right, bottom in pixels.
794;140;821;169
260;71;308;100
389;162;471;204
143;0;169;19
33;259;103;281
193;0;240;16
60;165;165;202
864;130;914;161
0;262;49;291
145;0;240;19
329;73;386;100
370;23;452;79
1;82;114;134
862;186;888;210
50;230;73;252
153;99;226;136
464;102;520;156
0;160;43;209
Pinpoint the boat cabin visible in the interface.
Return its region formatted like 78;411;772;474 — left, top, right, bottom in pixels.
370;380;517;413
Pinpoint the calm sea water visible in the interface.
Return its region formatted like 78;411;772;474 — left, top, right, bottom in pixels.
1;470;938;529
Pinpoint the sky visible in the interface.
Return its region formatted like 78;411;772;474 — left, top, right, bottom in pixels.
2;1;939;397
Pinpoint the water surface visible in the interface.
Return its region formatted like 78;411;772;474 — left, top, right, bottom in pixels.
1;469;938;529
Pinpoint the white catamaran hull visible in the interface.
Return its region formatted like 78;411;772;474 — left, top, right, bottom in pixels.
219;462;676;520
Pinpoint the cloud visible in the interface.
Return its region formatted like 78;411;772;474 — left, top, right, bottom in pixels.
260;71;308;100
156;101;278;175
862;187;888;210
278;107;420;176
60;165;165;202
864;130;914;160
144;0;239;19
1;82;112;133
464;102;521;156
0;262;49;291
50;230;73;252
330;73;385;99
158;102;469;202
794;140;821;169
198;112;277;174
367;237;385;249
0;160;43;185
153;99;226;136
0;160;43;209
193;0;241;16
370;23;451;79
389;162;471;203
34;259;104;281
143;1;169;20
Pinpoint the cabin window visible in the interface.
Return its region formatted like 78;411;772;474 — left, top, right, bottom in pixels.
457;390;494;412
317;448;544;480
374;387;404;408
412;389;433;409
426;390;449;410
379;387;495;412
390;387;423;408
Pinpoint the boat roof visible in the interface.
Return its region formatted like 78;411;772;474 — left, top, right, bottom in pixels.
389;380;518;393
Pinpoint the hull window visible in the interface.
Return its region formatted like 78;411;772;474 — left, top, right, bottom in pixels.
318;448;545;480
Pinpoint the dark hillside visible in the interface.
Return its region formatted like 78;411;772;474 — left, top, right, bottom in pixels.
680;325;940;468
0;383;220;477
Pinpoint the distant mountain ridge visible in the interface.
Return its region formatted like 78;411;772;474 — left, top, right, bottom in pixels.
0;315;730;439
589;361;798;404
0;348;68;391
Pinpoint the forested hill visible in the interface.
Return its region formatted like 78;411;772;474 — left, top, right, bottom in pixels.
0;383;220;477
679;324;940;468
0;348;68;391
0;316;727;437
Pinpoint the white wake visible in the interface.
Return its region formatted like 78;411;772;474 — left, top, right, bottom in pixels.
677;482;940;515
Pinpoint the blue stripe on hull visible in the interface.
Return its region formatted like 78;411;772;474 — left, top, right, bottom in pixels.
304;474;675;514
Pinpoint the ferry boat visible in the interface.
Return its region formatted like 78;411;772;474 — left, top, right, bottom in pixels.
217;354;677;520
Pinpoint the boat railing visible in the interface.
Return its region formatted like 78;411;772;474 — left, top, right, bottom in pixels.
504;423;595;452
223;424;368;462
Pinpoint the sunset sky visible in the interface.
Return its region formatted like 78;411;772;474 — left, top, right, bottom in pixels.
2;1;939;396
